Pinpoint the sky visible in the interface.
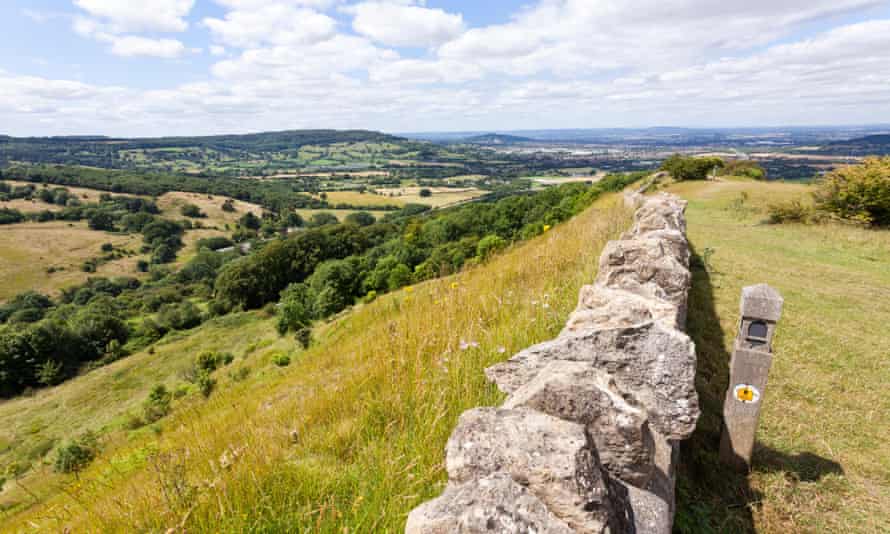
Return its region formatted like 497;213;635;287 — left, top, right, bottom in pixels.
2;0;890;137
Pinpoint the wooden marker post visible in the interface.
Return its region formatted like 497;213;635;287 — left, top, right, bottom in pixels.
720;284;784;471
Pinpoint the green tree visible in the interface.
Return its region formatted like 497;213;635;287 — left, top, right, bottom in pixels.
344;211;376;227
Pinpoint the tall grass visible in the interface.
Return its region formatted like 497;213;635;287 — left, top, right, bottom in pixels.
4;196;631;532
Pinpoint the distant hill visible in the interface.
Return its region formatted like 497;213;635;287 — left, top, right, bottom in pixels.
461;133;535;145
830;134;890;146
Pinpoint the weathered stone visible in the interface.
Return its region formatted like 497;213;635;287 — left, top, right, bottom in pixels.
503;361;656;487
631;195;688;235
610;480;672;534
740;284;784;323
405;474;575;534
563;285;681;333
445;407;613;533
621;228;690;268
485;322;699;440
595;238;691;323
645;430;679;515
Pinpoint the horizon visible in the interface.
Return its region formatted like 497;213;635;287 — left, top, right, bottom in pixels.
2;1;890;136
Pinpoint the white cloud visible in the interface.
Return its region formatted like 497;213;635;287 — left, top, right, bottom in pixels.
108;36;188;58
72;0;195;33
5;1;890;135
203;4;337;48
350;1;465;47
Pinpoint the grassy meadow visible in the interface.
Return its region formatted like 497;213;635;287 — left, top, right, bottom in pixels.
671;179;890;533
0;221;144;301
0;192;631;532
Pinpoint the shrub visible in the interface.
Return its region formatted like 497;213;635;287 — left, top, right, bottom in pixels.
54;432;98;474
344;211;376;227
767;200;814;224
221;199;236;212
229;366;250;382
142;384;172;423
419;188;432;198
295;327;312;349
101;243;114;252
476;234;507;260
661;154;724;181
196;372;216;398
180;204;205;218
814;156;890;226
273;353;291;367
36;359;64;386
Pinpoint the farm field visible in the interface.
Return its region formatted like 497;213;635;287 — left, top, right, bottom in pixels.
294;208;392;223
0;221;144;301
670;178;890;532
372;186;485;207
315;190;404;207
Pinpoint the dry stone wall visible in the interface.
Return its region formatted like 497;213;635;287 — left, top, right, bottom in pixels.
407;191;699;534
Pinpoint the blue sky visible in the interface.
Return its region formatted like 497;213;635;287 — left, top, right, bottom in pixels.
2;0;890;136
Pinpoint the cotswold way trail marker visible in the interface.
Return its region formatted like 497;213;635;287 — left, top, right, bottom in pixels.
720;284;784;471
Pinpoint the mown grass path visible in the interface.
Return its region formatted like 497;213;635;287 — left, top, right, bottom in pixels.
672;179;890;533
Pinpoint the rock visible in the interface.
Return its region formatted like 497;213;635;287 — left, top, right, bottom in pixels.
595;238;691;324
445;407;613;533
610;480;672;534
563;285;681;333
503;361;656;487
631;195;688;235
485;322;699;440
405;474;575;534
621;228;690;269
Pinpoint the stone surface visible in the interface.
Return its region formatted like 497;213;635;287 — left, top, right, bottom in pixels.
621;228;690;269
563;285;681;333
610;480;672;534
595;238;691;323
445;407;613;533
630;194;688;235
740;284;784;323
503;361;655;487
405;474;575;534
485;322;699;440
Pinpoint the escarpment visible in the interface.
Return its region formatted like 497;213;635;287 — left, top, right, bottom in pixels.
407;191;699;534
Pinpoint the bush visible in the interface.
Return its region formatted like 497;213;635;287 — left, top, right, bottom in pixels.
221;199;236;213
273;353;291;367
344;211;376;227
54;432;98;474
142;384;172;423
196;372;216;397
295;327;312;349
767;200;814;224
419;188;432;198
101;242;114;252
180;204;205;218
476;234;508;260
815;156;890;226
661;154;724;181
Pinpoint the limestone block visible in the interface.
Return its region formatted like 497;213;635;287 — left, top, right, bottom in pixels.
503;361;655;487
595;238;691;323
485;322;699;440
563;285;681;333
632;195;688;235
405;474;576;534
445;408;613;533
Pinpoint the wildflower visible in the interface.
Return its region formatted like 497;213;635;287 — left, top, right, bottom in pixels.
405;286;414;293
497;346;506;354
543;224;552;232
543;303;550;309
459;340;480;351
451;282;459;289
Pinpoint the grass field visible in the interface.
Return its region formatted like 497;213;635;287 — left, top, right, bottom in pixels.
0;191;630;532
0;198;63;213
294;208;392;223
0;221;144;302
373;186;485;207
156;192;263;228
669;178;890;533
316;190;404;207
1;180;144;204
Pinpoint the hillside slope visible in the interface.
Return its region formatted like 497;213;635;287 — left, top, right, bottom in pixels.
1;194;631;531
